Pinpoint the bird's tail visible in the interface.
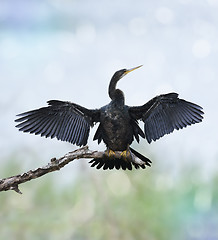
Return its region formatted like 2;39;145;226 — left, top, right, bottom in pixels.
89;148;152;170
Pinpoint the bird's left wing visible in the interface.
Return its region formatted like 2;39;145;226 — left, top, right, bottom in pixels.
129;93;204;143
15;100;100;146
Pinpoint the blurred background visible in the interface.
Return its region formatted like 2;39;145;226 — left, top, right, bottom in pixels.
0;0;218;239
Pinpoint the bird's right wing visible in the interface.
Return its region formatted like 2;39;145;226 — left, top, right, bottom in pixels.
15;100;100;146
129;93;204;143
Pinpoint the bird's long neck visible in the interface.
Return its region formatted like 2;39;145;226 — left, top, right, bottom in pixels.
108;75;118;100
108;75;125;105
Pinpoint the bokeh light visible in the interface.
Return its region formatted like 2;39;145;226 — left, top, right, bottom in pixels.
192;39;211;58
155;7;174;24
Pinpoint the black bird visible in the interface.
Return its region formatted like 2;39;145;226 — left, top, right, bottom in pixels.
15;65;204;170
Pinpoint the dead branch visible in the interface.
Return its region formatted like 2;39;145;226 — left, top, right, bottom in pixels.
0;146;104;194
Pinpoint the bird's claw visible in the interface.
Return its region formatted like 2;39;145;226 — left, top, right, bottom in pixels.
120;150;131;160
104;149;131;160
104;149;116;158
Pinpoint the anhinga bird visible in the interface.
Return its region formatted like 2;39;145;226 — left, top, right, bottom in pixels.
15;65;204;170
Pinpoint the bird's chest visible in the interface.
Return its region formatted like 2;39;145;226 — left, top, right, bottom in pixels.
101;106;128;130
100;105;133;150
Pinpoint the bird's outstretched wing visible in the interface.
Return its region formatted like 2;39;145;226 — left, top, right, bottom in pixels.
15;100;100;146
129;93;204;143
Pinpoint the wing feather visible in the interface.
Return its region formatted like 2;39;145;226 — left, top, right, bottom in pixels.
72;117;80;144
15;100;100;146
64;116;76;142
129;93;204;143
41;117;56;137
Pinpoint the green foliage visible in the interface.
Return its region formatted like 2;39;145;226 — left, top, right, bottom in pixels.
0;157;218;240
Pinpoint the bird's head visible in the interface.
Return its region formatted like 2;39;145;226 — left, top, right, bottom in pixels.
109;65;143;101
113;65;143;81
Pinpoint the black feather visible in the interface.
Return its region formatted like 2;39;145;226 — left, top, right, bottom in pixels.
15;101;94;146
130;93;204;143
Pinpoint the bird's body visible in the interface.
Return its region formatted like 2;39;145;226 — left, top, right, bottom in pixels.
97;103;133;151
15;66;204;170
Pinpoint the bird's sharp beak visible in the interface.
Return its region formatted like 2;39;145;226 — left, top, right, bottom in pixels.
125;65;143;75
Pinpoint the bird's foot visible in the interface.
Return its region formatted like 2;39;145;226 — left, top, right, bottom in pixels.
120;149;132;160
104;148;132;160
104;149;116;159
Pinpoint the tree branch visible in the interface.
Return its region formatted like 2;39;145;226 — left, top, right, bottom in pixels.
0;146;104;194
0;146;151;194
